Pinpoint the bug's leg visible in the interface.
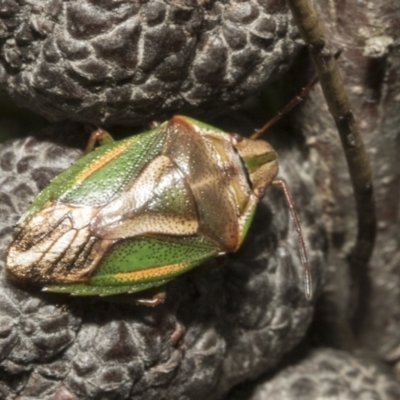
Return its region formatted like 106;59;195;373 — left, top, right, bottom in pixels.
134;286;166;307
85;129;115;154
272;179;313;300
169;322;185;346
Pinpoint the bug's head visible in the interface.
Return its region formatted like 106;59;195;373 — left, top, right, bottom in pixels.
232;135;278;198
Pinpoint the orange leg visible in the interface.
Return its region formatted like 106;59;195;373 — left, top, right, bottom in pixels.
85;129;115;154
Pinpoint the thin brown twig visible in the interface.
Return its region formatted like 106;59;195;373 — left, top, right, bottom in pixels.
286;0;377;339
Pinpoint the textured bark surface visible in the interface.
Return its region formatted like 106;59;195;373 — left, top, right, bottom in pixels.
0;120;324;399
0;0;302;126
228;349;400;400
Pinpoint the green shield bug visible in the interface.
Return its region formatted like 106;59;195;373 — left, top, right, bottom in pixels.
6;115;312;300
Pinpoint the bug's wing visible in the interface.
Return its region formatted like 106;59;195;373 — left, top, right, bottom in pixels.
8;150;208;287
90;154;201;239
6;129;168;286
19;128;165;223
6;202;112;285
46;235;221;296
43;151;224;296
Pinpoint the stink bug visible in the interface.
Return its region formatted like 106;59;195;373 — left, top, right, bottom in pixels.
6;116;312;300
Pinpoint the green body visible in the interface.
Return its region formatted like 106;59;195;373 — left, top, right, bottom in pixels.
6;116;279;296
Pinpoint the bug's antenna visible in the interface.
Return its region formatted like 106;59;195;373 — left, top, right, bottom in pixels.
251;75;319;140
251;51;342;141
272;179;312;300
